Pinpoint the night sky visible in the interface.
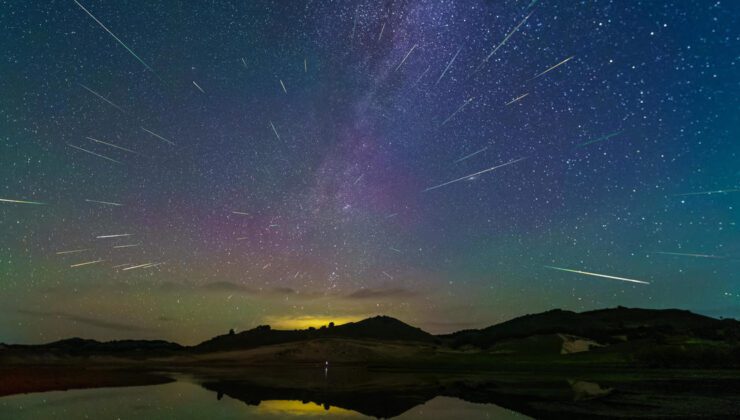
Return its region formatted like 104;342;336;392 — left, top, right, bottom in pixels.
1;0;738;345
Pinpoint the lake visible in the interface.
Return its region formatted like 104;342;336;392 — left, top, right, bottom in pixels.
2;367;740;418
0;378;528;419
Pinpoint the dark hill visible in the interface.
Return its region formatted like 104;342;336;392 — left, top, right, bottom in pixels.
329;316;433;342
194;315;435;353
441;307;740;348
4;338;182;358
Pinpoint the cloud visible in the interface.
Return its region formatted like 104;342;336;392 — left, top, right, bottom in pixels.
164;281;419;302
271;286;298;295
200;281;299;296
201;281;250;292
345;287;417;300
421;320;485;332
158;281;189;292
17;309;151;333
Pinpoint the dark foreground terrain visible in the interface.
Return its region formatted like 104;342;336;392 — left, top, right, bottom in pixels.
3;307;740;418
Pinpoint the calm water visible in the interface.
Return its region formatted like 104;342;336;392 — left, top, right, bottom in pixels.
4;368;740;418
0;379;529;419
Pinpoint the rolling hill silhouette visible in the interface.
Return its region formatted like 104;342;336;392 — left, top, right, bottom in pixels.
4;338;182;357
441;306;740;348
3;307;739;368
195;315;434;353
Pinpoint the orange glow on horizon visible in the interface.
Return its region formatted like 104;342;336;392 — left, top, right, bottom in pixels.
264;315;361;330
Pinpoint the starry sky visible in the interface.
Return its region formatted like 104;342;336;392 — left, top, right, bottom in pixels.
1;0;739;345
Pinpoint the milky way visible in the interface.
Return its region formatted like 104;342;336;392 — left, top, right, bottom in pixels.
1;0;738;344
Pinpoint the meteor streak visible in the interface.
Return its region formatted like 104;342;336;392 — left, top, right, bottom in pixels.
141;127;175;145
279;79;288;94
122;262;158;271
192;81;205;93
424;158;525;192
412;66;431;87
674;189;740;197
453;146;488;164
382;271;394;280
506;93;529;106
441;97;474;126
85;199;122;206
86;136;137;154
70;259;103;268
79;83;124;112
578;130;623;147
654;251;725;259
232;211;250;216
475;12;533;73
0;198;46;205
113;244;141;249
96;234;131;239
72;0;155;73
113;263;132;268
544;265;650;285
67;144;121;164
378;22;386;41
269;120;281;140
395;44;417;71
350;9;357;39
56;249;90;255
529;55;575;80
436;47;462;85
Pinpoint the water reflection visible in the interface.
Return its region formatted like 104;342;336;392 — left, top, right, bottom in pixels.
254;400;360;417
0;378;525;419
2;368;739;418
194;368;581;418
